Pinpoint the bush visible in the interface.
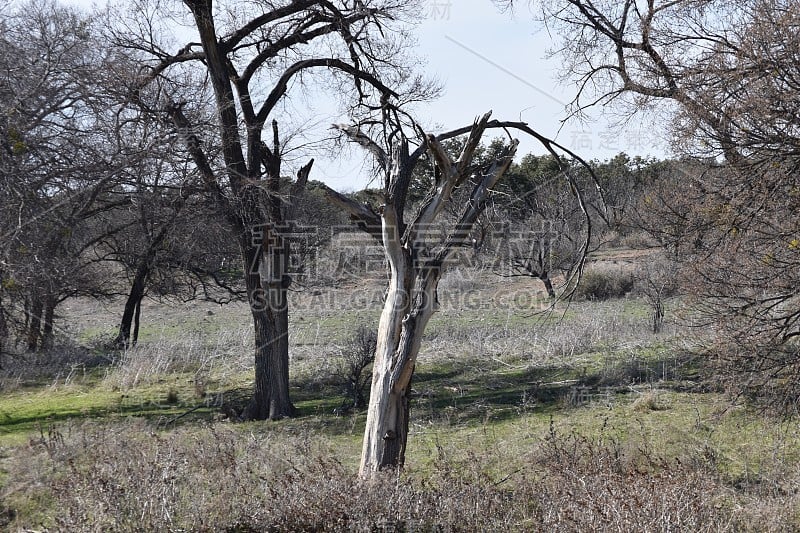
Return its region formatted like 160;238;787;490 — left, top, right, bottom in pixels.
575;265;634;300
335;324;377;410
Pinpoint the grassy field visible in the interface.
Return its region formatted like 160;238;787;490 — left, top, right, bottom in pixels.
0;260;798;531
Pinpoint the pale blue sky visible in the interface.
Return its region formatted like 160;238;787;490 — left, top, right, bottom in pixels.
58;0;669;189
413;1;668;157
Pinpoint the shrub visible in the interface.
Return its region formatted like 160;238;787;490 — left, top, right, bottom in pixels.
335;324;377;409
575;265;634;300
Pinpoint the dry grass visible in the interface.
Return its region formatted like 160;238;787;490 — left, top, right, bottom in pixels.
3;264;799;531
3;419;797;531
102;327;253;391
422;298;676;370
632;389;670;411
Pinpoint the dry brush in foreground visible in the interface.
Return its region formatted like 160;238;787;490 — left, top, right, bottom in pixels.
3;420;797;531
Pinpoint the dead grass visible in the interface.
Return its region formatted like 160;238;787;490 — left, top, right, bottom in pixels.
2;264;799;530
2;419;797;531
102;327;252;391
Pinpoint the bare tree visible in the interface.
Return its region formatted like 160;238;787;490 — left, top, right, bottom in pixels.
324;109;597;476
105;185;239;349
122;0;426;420
491;154;592;298
509;0;800;405
0;0;138;352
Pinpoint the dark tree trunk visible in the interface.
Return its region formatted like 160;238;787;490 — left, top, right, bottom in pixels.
241;230;294;421
114;221;174;349
114;264;149;349
652;298;665;333
41;296;56;351
247;304;293;420
540;273;556;299
181;2;294;421
170;2;317;423
26;297;43;352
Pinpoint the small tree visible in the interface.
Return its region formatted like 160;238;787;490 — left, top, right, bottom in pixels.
634;256;678;333
492;154;591;298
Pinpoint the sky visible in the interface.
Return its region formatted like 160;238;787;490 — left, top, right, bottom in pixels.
413;2;668;153
58;0;670;190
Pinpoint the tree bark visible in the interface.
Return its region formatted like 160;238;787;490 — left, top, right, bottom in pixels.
132;298;142;346
26;296;43;352
241;230;294;420
41;296;55;351
114;264;148;349
247;305;293;420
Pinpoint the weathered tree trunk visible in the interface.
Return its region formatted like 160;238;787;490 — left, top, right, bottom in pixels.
359;271;441;472
345;114;523;476
359;207;441;475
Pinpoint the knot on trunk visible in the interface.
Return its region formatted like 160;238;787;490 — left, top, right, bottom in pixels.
383;430;396;440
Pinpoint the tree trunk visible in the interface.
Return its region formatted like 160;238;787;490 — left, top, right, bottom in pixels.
114;219;176;349
360;245;413;472
180;2;295;421
26;296;43;352
360;206;441;475
360;268;441;474
40;296;56;351
114;263;149;349
540;273;556;299
247;303;293;420
242;228;294;420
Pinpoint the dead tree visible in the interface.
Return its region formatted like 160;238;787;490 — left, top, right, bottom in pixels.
324;110;597;476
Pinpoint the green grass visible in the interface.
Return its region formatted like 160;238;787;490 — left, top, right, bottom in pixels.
0;373;225;446
3;265;800;530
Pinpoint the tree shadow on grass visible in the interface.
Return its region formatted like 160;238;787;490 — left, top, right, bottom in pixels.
0;350;704;441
